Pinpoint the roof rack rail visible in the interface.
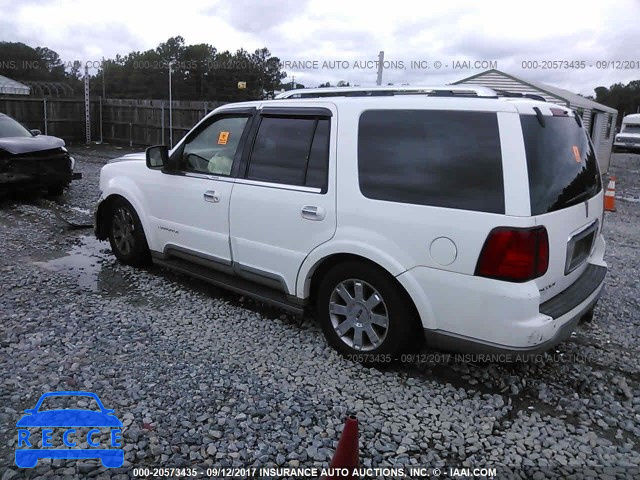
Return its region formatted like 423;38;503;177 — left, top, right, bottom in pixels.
495;90;547;102
274;85;499;99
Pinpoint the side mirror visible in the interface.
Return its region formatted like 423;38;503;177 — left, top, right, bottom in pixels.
30;129;41;136
146;145;169;169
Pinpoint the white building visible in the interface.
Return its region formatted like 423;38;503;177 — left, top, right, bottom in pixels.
0;75;30;96
453;69;618;173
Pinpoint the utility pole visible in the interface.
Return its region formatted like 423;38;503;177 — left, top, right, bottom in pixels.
84;65;91;144
376;51;384;86
168;61;173;148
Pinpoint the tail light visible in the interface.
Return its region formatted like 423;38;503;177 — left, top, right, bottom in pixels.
475;227;549;282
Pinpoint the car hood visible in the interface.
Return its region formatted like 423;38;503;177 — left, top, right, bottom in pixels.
16;410;123;427
0;135;65;155
108;152;146;164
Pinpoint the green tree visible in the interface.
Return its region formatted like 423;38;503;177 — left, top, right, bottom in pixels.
594;81;640;124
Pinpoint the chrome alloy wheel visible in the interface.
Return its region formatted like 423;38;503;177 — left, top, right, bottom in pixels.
328;279;390;351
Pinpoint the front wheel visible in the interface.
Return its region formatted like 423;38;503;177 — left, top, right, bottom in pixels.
107;198;151;267
316;262;415;358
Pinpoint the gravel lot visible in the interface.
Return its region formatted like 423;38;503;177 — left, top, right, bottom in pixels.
1;146;639;479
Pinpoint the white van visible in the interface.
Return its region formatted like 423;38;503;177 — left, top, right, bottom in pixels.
614;113;640;152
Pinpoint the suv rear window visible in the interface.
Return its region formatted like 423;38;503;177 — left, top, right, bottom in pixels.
521;115;602;215
358;110;504;213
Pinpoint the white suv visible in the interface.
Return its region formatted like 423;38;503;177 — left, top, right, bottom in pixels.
95;86;607;358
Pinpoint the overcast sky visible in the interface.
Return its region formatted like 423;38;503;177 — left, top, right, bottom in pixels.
1;0;639;96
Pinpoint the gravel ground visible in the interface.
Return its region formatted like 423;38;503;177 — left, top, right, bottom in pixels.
1;146;639;479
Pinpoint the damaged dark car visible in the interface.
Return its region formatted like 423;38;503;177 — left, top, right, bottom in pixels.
0;112;81;196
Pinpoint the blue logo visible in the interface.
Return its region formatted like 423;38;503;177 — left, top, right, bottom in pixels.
15;391;124;468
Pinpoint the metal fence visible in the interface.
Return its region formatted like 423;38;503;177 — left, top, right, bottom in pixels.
0;97;225;146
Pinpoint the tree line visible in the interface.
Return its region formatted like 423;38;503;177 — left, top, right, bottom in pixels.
595;81;640;123
0;38;291;101
0;41;83;92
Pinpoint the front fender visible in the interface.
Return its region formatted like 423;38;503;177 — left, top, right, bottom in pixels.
99;177;155;249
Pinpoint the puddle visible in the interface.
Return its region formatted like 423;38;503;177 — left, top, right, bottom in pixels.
32;235;136;299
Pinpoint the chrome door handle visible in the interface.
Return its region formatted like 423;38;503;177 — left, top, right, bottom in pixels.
203;191;220;203
301;205;325;221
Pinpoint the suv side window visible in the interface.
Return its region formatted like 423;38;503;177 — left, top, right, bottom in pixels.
246;116;330;191
181;116;249;175
358;109;504;214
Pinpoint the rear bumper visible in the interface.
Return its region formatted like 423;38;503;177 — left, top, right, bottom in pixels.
398;238;608;356
423;264;607;356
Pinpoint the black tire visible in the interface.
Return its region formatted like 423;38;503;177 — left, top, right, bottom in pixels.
47;185;65;196
107;197;151;267
580;307;595;323
316;261;416;359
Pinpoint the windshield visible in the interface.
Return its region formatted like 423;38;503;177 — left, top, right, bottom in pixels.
521;115;602;215
0;115;33;138
37;395;101;411
622;124;640;134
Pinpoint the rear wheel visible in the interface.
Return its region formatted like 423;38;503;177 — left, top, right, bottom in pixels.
316;262;415;359
107;198;151;267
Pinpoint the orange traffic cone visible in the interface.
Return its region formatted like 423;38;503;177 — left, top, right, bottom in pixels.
604;175;616;212
325;415;359;479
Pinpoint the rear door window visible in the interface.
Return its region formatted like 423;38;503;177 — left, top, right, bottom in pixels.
358;110;504;213
520;115;602;215
246;116;330;191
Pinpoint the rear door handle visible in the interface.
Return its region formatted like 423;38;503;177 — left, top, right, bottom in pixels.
203;190;220;203
301;205;325;221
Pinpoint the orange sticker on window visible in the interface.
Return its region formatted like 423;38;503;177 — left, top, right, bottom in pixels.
218;131;229;145
572;145;581;162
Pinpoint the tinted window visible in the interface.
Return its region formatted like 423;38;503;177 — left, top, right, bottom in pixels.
521;115;602;215
182;116;249;175
305;119;330;190
358;110;504;213
247;116;329;190
0;115;32;138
